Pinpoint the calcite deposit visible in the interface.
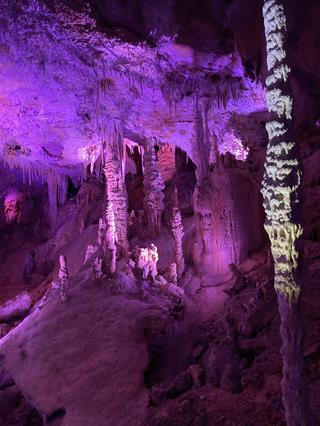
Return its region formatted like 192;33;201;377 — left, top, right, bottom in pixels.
0;1;319;425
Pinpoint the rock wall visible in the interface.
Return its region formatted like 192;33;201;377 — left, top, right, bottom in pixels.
193;154;265;275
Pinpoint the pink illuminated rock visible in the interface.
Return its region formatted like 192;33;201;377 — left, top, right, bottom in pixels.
194;159;265;275
143;139;165;238
136;243;159;283
103;156;128;258
4;190;24;224
58;255;69;302
0;292;32;323
171;188;185;280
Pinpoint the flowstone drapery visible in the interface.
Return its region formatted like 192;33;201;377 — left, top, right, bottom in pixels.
143;139;165;238
261;1;310;424
193;156;263;275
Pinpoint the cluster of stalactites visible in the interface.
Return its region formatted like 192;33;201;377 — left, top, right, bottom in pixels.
103;154;128;257
143;138;165;237
261;0;302;301
171;189;185;280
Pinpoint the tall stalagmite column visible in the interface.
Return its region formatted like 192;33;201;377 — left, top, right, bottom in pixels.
143;138;165;237
103;142;129;259
261;1;309;424
103;188;117;274
171;188;185;280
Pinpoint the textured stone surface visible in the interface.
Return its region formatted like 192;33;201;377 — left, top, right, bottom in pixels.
0;268;175;425
194;157;265;275
0;292;32;323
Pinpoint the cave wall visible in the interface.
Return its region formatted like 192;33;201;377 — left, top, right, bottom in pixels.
194;155;265;275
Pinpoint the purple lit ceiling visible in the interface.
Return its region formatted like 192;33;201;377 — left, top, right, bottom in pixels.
0;0;267;182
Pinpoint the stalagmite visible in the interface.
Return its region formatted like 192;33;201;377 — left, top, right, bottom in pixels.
143;138;165;237
148;243;159;282
168;262;178;286
136;243;159;283
58;255;69;302
171;188;185;280
136;247;150;280
92;257;103;280
103;153;129;257
262;1;311;424
103;191;117;275
97;218;106;246
84;245;98;264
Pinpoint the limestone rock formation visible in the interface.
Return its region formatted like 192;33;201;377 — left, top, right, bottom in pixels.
194;157;265;275
103;156;129;258
135;244;159;283
143;139;165;238
171;189;185;280
0;292;32;323
0;1;319;424
58;255;69;302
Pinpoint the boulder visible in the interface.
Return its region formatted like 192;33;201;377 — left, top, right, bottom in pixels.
0;292;32;323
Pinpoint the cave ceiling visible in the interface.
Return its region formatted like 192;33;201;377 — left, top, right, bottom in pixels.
0;0;319;180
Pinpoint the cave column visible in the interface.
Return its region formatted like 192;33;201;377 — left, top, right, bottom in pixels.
102;188;117;274
171;188;185;280
142;138;165;238
262;1;310;424
103;140;129;262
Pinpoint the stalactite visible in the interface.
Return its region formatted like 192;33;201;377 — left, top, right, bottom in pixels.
58;254;69;302
47;171;58;228
171;188;185;280
261;1;311;424
194;98;211;184
47;172;69;228
142;138;165;237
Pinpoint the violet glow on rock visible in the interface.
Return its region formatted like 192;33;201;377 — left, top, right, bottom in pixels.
0;1;318;425
0;1;264;178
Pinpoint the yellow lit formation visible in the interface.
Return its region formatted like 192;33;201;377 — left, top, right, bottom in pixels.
262;0;302;301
